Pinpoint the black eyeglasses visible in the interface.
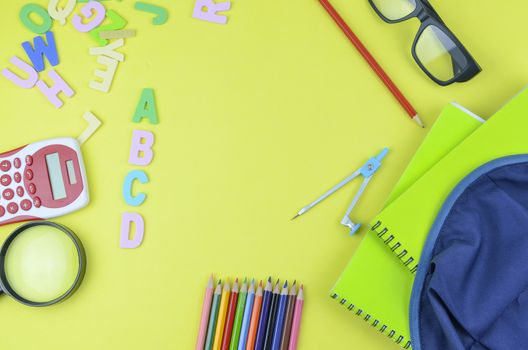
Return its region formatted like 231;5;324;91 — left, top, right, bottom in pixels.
368;0;481;86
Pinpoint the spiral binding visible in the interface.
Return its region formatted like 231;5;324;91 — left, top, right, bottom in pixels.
330;293;412;349
371;221;419;274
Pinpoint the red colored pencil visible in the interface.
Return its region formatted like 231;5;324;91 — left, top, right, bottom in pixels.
318;0;424;128
221;279;240;350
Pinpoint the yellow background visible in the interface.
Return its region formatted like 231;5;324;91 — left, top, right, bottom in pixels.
0;0;527;349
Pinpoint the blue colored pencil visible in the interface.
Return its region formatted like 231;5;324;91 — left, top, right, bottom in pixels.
270;282;289;350
263;280;280;350
254;277;273;350
237;279;255;350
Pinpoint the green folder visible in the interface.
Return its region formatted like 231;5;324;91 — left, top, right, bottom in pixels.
331;103;484;349
371;87;528;275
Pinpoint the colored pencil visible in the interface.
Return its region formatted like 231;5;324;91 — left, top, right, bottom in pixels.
279;282;297;350
254;278;273;350
263;280;280;350
212;281;231;350
246;282;263;350
230;279;248;350
318;0;424;128
287;285;304;350
238;279;255;350
205;280;223;350
221;279;240;350
197;275;215;350
271;282;289;350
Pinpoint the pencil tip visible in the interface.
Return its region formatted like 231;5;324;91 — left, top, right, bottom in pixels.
283;281;288;288
267;276;272;282
413;114;425;128
291;214;299;220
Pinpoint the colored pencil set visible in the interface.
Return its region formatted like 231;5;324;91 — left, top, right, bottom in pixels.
196;276;305;350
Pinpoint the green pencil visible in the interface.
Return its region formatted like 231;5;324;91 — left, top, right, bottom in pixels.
229;279;248;350
204;280;223;350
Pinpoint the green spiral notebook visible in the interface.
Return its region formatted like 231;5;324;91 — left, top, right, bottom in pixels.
330;103;484;348
371;87;528;275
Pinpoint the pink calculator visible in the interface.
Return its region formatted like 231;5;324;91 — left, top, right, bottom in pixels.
0;138;89;226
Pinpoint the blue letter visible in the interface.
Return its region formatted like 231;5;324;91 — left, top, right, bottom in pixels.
22;31;59;72
123;170;149;206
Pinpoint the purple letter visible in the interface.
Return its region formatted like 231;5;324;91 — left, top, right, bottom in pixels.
1;56;38;89
129;130;154;166
36;69;75;108
120;212;144;248
72;1;106;32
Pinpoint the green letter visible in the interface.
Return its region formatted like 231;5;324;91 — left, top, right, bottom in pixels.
132;88;158;124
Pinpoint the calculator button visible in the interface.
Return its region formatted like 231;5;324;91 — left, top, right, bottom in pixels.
16;186;24;197
0;160;11;172
3;189;14;200
33;197;41;208
25;155;33;166
20;199;32;211
28;183;36;194
1;175;11;186
0;206;4;217
7;202;18;214
13;158;21;169
13;173;21;183
24;169;33;180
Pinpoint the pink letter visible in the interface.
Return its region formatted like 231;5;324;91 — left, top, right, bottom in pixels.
192;0;231;25
1;56;38;88
36;69;75;108
72;1;106;32
129;129;154;166
120;212;144;248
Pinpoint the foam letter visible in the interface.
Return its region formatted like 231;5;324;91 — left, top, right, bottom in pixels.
48;0;77;25
192;0;231;25
132;88;158;124
77;111;102;145
134;2;168;25
72;1;106;32
120;212;144;248
88;55;118;92
1;56;38;89
89;38;124;61
20;4;53;34
129;130;154;166
22;31;59;72
100;29;136;40
123;170;149;206
90;10;127;46
36;69;75;108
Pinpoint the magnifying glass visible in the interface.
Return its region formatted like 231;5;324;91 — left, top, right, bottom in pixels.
0;221;86;307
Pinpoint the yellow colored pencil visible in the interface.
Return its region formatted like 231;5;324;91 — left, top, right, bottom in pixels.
212;280;231;350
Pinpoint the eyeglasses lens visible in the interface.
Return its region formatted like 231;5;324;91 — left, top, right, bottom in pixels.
371;0;417;21
415;25;468;82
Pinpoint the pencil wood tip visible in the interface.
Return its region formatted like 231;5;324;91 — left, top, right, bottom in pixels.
413;114;425;128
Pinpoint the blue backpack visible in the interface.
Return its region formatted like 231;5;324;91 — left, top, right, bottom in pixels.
410;155;528;350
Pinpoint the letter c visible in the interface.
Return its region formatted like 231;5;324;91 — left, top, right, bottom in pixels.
123;170;149;206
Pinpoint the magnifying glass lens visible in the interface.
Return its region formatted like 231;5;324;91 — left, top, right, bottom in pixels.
4;225;80;303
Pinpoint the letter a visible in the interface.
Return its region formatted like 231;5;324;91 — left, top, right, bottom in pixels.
132;88;158;124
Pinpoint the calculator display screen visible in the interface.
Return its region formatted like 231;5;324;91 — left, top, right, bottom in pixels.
45;153;67;200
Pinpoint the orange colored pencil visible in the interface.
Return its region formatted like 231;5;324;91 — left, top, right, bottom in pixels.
246;281;263;350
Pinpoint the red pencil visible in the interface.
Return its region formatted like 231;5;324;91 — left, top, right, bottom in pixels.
221;279;239;350
318;0;424;128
